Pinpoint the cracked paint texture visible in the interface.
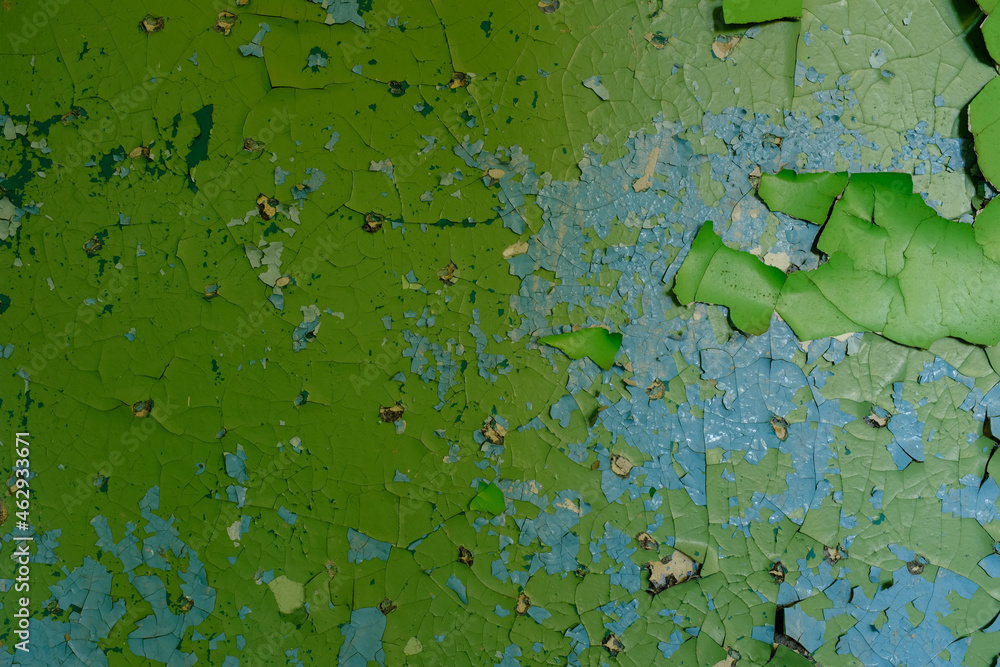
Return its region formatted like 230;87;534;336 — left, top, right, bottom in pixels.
1;0;1000;666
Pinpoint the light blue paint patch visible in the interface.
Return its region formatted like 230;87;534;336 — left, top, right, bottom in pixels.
338;607;386;666
885;382;925;469
890;121;966;173
446;574;468;604
565;624;589;666
937;473;1000;525
325;130;341;151
824;565;976;665
515;490;589;574
402;330;460;409
784;603;827;653
224;445;248;484
527;605;552;623
291;167;327;201
307;49;328;69
292;306;321;351
308;0;365;27
496;644;523;666
393;470;410;482
277;506;298;524
239;23;270;57
347;528;391;563
597;599;640;635
550;394;578;427
980;553;1000;578
658;629;686;658
226;485;246;508
591;522;640;592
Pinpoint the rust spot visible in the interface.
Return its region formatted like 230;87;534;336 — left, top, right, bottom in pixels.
140;15;165;34
610;454;633;478
483;167;505;186
379;403;405;423
863;407;889;428
325;561;338;578
363;212;385;233
243;137;265;151
0;499;7;526
644;550;699;595
377;597;397;615
769;560;786;583
906;559;925;575
448;72;469;88
132;399;153;418
515;591;531;615
204;283;220;299
602;633;624;656
84;235;102;255
481;417;506;446
128;146;151;160
458;546;474;566
60;108;83;124
711;34;741;60
645;31;668;49
214;11;238;35
823;544;844;565
645;379;665;400
635;532;659;550
770;416;789;441
257;194;278;220
437;261;458;285
388;80;407;97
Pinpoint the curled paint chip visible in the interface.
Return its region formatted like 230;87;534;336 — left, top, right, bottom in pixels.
722;0;802;24
677;170;1000;347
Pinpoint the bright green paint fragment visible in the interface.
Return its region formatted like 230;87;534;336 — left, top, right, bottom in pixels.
674;221;787;335
983;12;1000;63
677;171;1000;348
723;0;802;24
469;481;505;515
537;327;623;370
757;170;848;224
970;77;1000;189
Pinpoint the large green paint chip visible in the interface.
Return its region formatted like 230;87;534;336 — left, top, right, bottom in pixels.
677;170;1000;348
723;0;803;24
971;76;1000;188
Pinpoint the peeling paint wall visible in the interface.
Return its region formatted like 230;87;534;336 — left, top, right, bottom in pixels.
2;0;1000;665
